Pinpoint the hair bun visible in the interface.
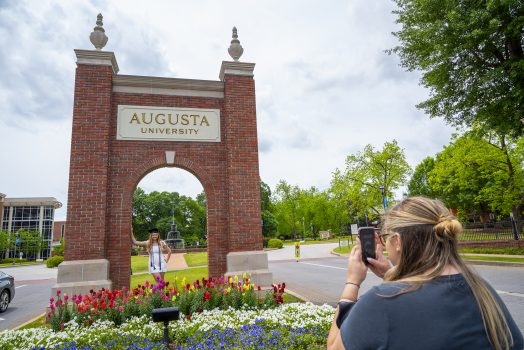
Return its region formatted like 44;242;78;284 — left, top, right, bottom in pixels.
433;216;462;241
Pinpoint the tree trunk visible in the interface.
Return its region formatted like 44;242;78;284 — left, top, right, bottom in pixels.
512;205;523;238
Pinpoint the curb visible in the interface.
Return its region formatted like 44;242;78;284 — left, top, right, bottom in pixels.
13;312;45;330
330;250;524;267
466;261;524;268
284;288;310;303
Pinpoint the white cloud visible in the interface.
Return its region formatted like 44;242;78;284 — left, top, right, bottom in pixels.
0;0;456;221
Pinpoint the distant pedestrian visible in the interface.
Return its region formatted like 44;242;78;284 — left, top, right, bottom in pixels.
131;228;171;281
327;196;523;350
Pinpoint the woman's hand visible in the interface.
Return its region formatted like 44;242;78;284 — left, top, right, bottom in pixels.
366;233;391;278
346;238;368;286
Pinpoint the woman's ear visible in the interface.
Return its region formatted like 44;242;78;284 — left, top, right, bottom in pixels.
392;233;402;252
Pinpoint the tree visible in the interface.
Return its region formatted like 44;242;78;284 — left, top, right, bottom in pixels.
260;181;277;237
429;132;523;228
391;0;524;137
331;140;412;220
132;188;207;245
274;181;300;239
408;156;437;197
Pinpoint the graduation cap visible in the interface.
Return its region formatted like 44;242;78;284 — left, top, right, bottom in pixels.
148;228;160;234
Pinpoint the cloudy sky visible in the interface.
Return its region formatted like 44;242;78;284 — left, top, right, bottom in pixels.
0;0;455;220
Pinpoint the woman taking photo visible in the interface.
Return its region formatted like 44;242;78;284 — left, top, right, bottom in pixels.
132;228;172;281
328;196;523;350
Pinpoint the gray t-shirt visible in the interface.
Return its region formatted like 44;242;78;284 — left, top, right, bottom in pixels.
341;274;523;350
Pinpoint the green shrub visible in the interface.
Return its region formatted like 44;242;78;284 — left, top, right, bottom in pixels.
0;258;24;264
46;255;64;268
267;238;283;249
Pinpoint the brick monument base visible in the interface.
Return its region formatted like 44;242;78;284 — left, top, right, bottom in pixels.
52;259;112;296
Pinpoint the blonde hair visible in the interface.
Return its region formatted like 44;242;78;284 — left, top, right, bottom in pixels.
146;232;164;254
382;196;513;350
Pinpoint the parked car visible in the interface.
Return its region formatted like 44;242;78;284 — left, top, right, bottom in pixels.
0;271;15;312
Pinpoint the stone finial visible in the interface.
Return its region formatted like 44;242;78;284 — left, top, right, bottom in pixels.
228;26;244;61
89;13;108;50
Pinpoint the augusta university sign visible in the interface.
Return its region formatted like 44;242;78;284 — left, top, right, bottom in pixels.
53;17;271;295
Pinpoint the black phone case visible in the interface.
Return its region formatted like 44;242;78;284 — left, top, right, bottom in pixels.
358;227;376;264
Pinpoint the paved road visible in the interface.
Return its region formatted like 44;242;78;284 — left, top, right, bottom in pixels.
0;265;57;330
268;245;524;333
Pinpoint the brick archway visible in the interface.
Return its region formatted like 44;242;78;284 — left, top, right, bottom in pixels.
55;48;272;295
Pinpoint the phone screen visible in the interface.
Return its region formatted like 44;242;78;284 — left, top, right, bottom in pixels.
358;227;376;264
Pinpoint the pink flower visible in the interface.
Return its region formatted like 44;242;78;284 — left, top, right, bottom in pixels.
56;289;61;296
50;297;54;304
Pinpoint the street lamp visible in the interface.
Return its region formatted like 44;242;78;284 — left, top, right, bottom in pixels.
379;186;387;211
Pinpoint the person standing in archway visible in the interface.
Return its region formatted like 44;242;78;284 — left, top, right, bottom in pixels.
132;228;172;281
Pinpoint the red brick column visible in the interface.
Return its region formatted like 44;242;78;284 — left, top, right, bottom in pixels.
222;63;263;252
64;51;118;261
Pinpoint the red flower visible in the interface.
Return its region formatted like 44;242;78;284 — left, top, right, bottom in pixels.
203;291;211;301
186;314;191;320
257;286;261;291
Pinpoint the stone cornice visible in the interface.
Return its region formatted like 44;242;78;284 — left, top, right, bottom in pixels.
219;61;255;81
74;49;119;74
112;75;224;98
3;197;62;209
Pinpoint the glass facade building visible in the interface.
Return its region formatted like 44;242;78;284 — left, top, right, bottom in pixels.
1;197;62;260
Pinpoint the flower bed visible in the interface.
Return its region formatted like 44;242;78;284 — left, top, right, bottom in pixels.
47;275;285;331
0;275;334;349
0;303;335;349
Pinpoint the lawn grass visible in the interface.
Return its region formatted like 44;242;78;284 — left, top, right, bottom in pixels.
333;245;355;254
0;261;43;268
283;237;354;246
130;267;209;288
283;293;303;303
131;255;149;273
184;252;208;267
16;314;48;330
459;247;524;255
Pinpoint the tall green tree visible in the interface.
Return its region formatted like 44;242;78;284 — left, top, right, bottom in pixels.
274;181;300;239
331;140;412;220
429;132;523;228
407;156;437;197
132;188;207;244
391;0;524;137
260;181;277;237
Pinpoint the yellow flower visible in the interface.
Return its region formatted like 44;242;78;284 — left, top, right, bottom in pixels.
228;276;232;284
242;272;247;280
171;296;176;302
234;275;239;284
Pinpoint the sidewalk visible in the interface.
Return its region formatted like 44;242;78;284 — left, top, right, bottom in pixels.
167;253;188;270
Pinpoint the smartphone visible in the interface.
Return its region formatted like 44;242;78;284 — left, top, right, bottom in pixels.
358;227;376;264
